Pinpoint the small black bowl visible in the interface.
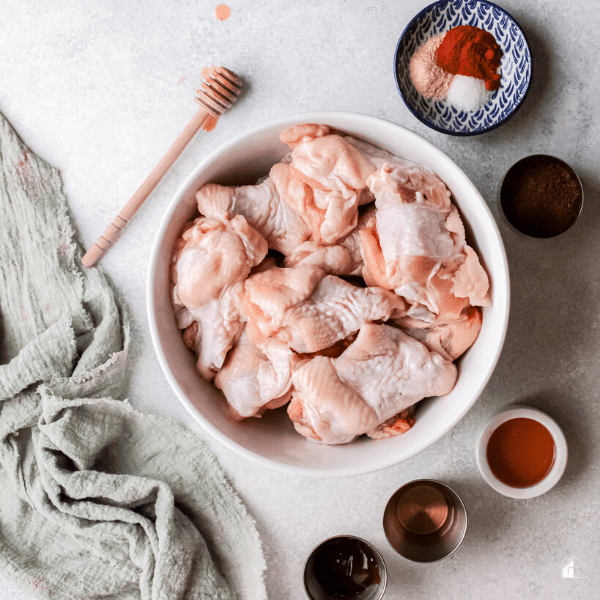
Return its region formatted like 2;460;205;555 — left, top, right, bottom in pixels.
303;535;387;600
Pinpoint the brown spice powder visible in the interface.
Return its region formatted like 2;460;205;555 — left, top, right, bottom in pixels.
500;155;583;238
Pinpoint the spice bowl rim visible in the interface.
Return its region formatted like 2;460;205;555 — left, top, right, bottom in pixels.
497;154;585;239
393;0;533;136
303;534;387;600
476;404;568;498
382;478;468;563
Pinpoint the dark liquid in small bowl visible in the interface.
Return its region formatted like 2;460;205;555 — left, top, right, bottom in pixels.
304;536;385;600
486;417;555;487
500;155;583;238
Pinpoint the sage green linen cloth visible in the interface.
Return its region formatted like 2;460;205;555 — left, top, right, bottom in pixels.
0;112;266;600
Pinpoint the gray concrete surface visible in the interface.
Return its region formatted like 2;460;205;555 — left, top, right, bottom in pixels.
1;1;598;598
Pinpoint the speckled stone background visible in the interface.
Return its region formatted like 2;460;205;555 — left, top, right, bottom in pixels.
1;1;599;599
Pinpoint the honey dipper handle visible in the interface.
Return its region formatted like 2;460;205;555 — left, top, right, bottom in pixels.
81;105;212;268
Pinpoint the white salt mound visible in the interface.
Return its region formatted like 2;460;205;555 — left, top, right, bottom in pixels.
447;75;492;112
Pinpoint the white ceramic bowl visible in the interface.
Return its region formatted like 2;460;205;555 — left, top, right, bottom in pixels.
476;404;568;498
147;111;510;477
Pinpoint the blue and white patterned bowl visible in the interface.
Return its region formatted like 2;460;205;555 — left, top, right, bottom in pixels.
395;0;532;136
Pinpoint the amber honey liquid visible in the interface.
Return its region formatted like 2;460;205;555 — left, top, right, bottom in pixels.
486;417;555;488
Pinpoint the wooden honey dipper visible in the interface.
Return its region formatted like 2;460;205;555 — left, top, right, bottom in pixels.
81;66;243;268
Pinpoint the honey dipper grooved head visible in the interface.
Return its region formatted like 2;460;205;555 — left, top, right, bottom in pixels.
197;67;243;117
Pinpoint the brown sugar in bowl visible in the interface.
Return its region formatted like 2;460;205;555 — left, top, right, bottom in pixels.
499;155;583;238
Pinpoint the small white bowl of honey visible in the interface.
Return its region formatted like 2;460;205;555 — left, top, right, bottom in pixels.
476;404;568;499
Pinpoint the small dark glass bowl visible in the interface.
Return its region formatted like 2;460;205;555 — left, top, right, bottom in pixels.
303;535;387;600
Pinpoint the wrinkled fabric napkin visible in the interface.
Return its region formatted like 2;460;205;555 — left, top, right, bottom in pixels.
0;112;266;600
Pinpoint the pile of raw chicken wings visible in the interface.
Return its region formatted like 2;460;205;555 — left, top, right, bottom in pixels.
171;124;490;445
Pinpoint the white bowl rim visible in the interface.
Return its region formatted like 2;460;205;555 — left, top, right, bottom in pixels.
475;404;568;498
147;110;510;476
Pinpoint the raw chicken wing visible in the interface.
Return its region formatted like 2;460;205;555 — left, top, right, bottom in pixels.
196;178;311;256
284;207;375;276
172;215;268;379
398;306;482;361
273;125;377;244
175;286;244;381
360;163;490;323
288;323;457;444
173;215;267;308
368;408;416;440
240;265;407;353
214;328;299;419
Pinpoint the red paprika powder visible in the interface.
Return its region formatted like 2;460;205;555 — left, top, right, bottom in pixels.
435;25;503;90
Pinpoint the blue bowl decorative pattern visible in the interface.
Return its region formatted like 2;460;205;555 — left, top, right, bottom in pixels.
395;0;532;136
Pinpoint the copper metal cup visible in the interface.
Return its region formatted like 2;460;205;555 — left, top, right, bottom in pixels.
383;479;467;562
